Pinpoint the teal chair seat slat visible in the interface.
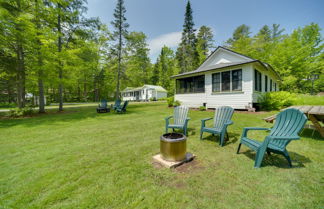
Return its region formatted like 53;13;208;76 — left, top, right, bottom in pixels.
237;108;307;168
165;106;190;136
241;137;286;152
168;124;185;129
201;127;222;134
200;106;234;146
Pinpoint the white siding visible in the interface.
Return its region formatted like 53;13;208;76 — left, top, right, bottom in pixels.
175;64;254;109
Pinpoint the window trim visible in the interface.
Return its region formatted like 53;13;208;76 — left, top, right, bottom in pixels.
265;75;268;92
212;69;243;93
254;69;262;92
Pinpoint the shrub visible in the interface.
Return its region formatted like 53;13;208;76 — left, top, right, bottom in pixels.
8;107;35;118
173;100;181;107
167;97;174;107
157;97;167;101
258;91;296;111
199;106;206;111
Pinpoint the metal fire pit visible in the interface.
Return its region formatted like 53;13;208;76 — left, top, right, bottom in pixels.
160;133;186;161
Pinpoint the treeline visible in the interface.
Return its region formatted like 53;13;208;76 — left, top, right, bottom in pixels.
0;0;322;112
225;23;323;93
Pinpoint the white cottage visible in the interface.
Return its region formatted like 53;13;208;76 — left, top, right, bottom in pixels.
172;46;281;110
121;84;167;101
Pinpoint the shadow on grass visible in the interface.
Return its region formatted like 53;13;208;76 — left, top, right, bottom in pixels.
300;129;323;141
240;150;311;168
166;127;196;136
0;105;137;129
200;132;240;146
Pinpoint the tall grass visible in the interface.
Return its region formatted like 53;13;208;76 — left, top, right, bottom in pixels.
294;94;324;105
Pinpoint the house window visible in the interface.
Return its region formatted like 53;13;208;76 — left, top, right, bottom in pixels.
212;69;242;92
254;69;262;92
232;69;242;91
176;75;205;94
270;79;273;91
265;75;268;92
274;82;277;91
212;73;220;92
221;71;231;91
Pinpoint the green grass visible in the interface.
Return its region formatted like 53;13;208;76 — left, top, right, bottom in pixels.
294;94;324;105
0;102;323;209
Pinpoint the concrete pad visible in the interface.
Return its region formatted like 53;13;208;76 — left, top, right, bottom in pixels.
152;153;195;169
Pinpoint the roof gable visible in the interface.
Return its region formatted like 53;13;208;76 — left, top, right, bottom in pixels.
198;46;254;70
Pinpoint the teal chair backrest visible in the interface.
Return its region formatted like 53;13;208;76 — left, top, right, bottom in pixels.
269;108;307;149
213;106;234;129
122;101;128;110
100;99;108;108
114;99;121;107
174;106;189;125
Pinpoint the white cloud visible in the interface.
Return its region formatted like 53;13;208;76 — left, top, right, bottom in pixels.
148;31;182;60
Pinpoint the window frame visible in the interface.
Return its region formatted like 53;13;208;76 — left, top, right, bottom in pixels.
212;69;243;93
254;69;262;92
265;75;268;92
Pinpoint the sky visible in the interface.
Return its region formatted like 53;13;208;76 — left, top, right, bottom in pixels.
86;0;324;61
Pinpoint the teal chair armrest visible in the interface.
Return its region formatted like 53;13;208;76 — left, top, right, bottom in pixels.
201;117;212;128
201;117;212;122
165;116;173;121
242;127;271;138
268;135;300;140
225;120;233;125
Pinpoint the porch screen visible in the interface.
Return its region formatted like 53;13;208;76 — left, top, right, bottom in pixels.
176;75;205;94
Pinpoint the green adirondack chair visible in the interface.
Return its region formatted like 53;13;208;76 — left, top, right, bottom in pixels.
200;106;234;146
116;101;128;113
237;108;307;168
96;99;110;113
165;106;190;136
111;99;122;111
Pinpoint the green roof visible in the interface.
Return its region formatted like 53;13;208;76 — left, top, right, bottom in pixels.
122;85;167;92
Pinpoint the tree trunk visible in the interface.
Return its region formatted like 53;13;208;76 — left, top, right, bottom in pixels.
16;41;26;108
116;27;122;100
57;3;63;111
35;0;45;113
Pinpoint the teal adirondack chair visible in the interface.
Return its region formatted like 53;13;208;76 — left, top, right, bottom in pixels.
116;101;128;113
200;106;234;146
112;99;122;111
165;106;190;136
97;99;110;113
237;108;307;168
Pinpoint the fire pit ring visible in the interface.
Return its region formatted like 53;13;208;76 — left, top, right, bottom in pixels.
160;133;186;162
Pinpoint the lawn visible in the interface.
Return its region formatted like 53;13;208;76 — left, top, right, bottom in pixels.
0;102;323;209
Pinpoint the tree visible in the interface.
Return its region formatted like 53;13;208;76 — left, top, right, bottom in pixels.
176;0;199;73
196;26;215;64
226;24;251;46
157;46;178;95
111;0;129;99
126;31;151;87
0;0;34;108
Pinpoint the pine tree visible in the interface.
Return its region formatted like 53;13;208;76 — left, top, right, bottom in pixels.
196;26;215;64
176;1;199;73
226;24;251;46
111;0;129;99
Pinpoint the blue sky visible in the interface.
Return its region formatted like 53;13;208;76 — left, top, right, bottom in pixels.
86;0;324;62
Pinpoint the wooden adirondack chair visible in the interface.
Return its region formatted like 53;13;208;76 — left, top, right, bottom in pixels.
111;99;122;111
116;101;128;113
96;99;110;113
237;108;307;168
165;106;190;136
200;106;234;146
